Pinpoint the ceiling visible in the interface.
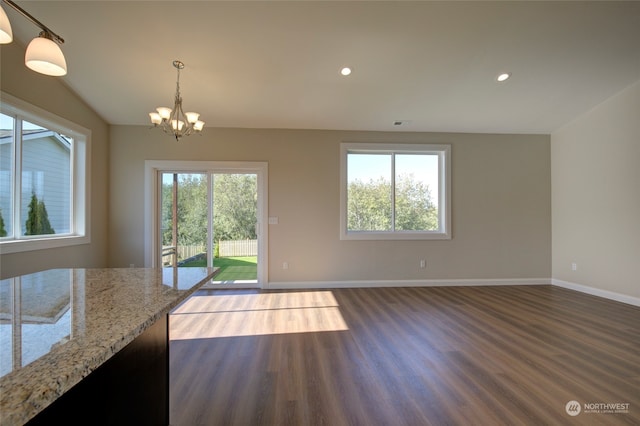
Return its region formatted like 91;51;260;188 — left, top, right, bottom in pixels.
4;1;640;134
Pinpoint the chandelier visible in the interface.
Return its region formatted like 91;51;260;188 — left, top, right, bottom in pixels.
149;60;205;141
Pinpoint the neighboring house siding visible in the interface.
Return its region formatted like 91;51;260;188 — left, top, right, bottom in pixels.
0;133;71;235
0;142;11;229
21;136;71;234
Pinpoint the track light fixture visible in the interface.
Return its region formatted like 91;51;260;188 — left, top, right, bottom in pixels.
1;0;67;76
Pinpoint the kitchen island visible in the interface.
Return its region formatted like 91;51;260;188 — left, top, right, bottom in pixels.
0;267;217;425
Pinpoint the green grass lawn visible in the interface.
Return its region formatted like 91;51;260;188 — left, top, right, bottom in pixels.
181;256;257;281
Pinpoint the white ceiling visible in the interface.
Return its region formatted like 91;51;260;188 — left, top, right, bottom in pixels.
4;1;640;134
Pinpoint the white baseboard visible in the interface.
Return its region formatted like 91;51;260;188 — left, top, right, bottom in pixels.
551;279;640;307
266;277;551;290
211;278;638;307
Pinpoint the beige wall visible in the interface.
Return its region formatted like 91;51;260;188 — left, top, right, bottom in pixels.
0;39;552;285
110;126;551;284
551;80;640;299
0;41;110;279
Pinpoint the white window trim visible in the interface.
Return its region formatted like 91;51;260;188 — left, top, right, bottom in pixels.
0;92;91;254
340;142;451;240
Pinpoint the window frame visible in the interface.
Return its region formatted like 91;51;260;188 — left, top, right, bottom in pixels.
340;142;451;240
0;92;91;254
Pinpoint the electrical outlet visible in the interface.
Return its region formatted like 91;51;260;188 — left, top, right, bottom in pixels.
283;262;289;270
571;262;577;271
420;259;426;269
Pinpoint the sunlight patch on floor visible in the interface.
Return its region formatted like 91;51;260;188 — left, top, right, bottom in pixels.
170;291;349;339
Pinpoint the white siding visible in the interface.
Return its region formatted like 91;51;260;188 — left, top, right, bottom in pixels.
21;136;71;234
0;141;12;235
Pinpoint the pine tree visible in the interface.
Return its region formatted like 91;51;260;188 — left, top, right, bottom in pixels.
25;193;55;235
0;209;6;237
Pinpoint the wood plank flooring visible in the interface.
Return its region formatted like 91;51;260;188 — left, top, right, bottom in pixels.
169;285;640;425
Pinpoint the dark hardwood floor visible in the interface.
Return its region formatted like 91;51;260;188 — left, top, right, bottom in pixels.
169;285;640;425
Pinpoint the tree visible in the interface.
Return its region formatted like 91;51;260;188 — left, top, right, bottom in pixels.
394;174;438;231
347;177;392;231
25;193;55;235
162;174;208;247
160;173;257;249
176;175;208;246
213;174;257;241
0;209;6;237
347;173;437;231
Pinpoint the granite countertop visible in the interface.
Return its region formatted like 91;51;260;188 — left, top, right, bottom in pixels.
0;267;217;425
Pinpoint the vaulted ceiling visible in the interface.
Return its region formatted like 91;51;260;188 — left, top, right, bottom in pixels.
4;1;640;134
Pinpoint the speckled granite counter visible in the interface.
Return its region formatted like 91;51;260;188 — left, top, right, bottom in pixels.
0;267;216;425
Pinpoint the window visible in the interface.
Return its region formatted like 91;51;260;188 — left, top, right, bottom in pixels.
0;93;90;253
340;143;450;240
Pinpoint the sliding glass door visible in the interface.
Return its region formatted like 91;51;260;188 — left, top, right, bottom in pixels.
146;161;267;288
211;173;258;284
160;173;208;268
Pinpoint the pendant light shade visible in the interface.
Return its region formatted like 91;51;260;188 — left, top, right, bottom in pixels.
25;33;67;76
0;5;13;44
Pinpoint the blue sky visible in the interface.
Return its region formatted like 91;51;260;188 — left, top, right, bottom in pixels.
1;113;46;131
348;153;439;205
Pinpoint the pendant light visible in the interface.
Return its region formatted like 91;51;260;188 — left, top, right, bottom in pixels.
1;0;67;76
25;31;67;76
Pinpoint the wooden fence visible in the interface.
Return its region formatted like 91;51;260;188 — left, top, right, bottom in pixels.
218;239;257;257
162;245;205;266
179;245;206;259
162;240;257;265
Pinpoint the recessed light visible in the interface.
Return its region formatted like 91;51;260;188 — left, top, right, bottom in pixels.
496;72;511;82
340;67;352;76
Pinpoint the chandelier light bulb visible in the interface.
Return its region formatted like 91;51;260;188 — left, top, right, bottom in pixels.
156;107;172;120
171;120;185;131
185;112;200;124
149;112;162;125
193;120;205;132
